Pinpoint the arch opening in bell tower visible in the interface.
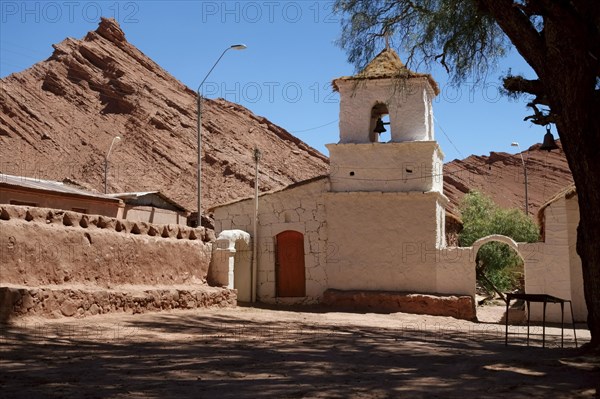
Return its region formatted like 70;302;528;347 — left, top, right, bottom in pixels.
370;102;390;143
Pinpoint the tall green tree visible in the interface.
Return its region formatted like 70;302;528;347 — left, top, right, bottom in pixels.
459;191;539;293
334;0;600;349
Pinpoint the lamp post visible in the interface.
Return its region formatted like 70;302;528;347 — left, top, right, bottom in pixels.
252;147;262;303
197;44;247;226
511;142;529;216
104;136;121;194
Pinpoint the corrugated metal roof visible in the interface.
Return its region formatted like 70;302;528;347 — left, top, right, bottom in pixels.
108;191;188;212
0;173;119;201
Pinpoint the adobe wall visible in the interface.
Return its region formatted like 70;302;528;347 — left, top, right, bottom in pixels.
0;205;236;320
324;191;448;292
0;205;212;287
123;205;188;226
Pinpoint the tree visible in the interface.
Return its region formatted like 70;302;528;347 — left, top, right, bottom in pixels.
459;191;539;294
334;0;600;349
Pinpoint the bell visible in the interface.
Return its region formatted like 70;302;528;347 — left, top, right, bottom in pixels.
539;126;559;151
374;118;387;133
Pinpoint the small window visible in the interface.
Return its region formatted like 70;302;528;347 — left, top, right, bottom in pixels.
10;200;38;207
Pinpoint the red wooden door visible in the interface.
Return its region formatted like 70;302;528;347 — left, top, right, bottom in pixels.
276;231;306;297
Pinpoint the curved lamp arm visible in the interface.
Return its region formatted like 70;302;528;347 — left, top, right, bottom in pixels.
197;44;247;95
196;44;247;223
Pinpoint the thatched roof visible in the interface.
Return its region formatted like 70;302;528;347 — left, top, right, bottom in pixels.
332;48;440;95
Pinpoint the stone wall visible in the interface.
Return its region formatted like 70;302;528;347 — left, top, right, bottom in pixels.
0;286;235;321
213;178;330;304
322;289;476;321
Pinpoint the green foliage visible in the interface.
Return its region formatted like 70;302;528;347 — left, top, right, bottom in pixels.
458;191;539;292
333;0;509;84
459;191;539;246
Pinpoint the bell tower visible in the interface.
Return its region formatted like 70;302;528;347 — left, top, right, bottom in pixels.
327;48;444;194
325;48;448;254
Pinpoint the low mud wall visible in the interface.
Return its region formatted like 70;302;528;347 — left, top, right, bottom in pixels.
0;205;238;320
0;205;213;287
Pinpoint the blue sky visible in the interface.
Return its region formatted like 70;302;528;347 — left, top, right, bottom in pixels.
1;1;545;161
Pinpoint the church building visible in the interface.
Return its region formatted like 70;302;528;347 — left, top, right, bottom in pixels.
209;49;476;319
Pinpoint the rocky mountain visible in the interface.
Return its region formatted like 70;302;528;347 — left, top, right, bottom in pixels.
0;18;573;224
0;18;329;223
443;141;573;217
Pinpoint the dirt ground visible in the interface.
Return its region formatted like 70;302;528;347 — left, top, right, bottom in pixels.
1;304;598;399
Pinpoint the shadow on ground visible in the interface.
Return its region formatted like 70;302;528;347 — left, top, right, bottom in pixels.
0;308;597;398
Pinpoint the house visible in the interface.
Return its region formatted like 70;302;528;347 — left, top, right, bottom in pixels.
526;184;587;322
0;174;188;226
0;173;123;217
209;49;476;317
109;191;189;226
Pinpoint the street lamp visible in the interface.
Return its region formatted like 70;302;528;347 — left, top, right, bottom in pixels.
196;44;247;226
104;136;121;194
511;141;529;216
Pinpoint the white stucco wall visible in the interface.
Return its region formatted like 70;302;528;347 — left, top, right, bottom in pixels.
525;195;587;322
213;178;330;304
212;179;473;304
210;70;474;307
324;191;450;292
336;79;436;144
327;142;444;193
209;230;252;301
566;196;586;321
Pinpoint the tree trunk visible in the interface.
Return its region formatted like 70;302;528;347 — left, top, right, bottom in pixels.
561;109;600;349
543;20;600;351
576;191;600;349
480;0;600;348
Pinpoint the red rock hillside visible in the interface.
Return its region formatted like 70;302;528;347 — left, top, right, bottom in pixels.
444;141;573;217
0;18;573;222
0;18;329;220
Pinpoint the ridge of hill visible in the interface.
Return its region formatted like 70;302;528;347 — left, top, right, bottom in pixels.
443;141;573;217
0;18;329;222
0;18;573;222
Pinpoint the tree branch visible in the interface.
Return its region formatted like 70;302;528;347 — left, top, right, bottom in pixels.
503;76;543;96
514;0;544;18
476;0;546;74
524;102;556;125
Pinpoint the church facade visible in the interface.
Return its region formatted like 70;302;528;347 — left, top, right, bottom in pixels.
210;49;477;317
